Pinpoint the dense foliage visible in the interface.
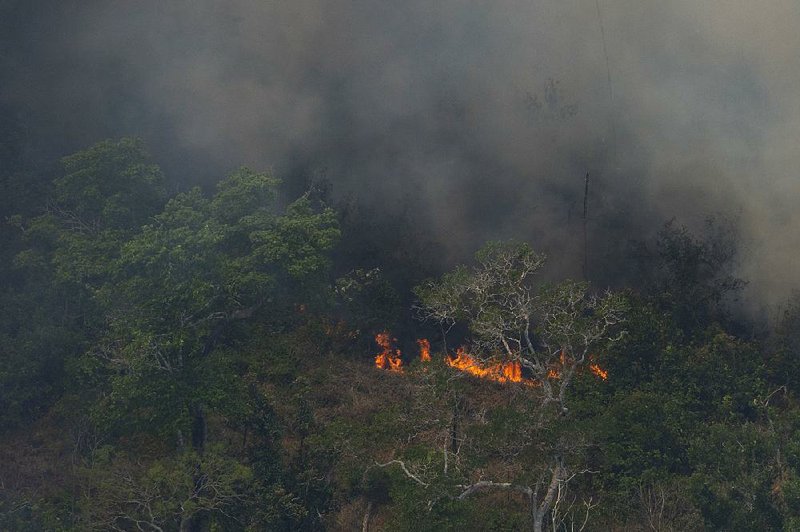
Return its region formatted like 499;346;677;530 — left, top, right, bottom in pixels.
2;138;800;530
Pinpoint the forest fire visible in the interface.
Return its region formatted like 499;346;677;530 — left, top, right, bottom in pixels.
589;364;608;380
374;332;403;372
587;353;609;380
445;347;531;385
417;338;431;362
374;334;609;385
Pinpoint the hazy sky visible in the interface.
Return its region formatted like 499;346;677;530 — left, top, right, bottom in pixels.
3;0;800;308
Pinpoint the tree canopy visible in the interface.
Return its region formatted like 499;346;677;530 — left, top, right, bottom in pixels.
2;139;800;531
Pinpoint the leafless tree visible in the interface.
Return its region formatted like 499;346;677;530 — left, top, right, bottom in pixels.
405;241;627;531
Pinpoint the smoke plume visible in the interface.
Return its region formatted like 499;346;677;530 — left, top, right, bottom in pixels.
3;0;799;309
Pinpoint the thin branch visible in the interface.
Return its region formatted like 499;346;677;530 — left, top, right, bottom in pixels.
373;460;429;487
455;480;532;500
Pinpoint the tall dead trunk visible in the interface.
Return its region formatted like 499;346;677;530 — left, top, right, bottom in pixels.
361;500;373;532
533;511;545;532
531;458;566;532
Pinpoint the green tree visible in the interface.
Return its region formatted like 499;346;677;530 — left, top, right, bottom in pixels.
643;218;745;338
6;139;341;530
1;138;166;430
91;167;339;441
81;166;338;530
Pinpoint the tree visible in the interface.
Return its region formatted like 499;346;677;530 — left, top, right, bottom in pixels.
397;241;627;531
11;142;340;530
415;242;625;415
90;167;340;444
641;218;745;337
1;138;167;429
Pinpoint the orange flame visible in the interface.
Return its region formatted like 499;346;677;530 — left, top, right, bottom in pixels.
374;332;403;372
587;353;609;381
374;334;608;383
589;364;608;380
445;347;530;385
417;338;431;362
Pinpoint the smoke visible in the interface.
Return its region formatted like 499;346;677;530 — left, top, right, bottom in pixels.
3;0;799;308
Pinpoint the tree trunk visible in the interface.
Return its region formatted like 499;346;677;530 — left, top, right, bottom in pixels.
361;500;373;532
179;512;209;532
179;511;203;532
531;459;565;532
533;511;545;532
179;516;192;532
179;403;208;532
190;403;207;453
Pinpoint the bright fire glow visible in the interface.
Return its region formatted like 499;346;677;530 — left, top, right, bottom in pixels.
589;364;608;380
445;347;532;385
374;332;403;372
374;334;608;384
417;338;431;362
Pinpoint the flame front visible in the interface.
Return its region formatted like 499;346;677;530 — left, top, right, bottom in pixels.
374;333;608;384
374;332;403;372
445;347;529;385
589;364;608;380
587;353;608;381
417;338;431;362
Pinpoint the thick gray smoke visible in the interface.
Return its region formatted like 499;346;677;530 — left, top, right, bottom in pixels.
3;0;799;309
